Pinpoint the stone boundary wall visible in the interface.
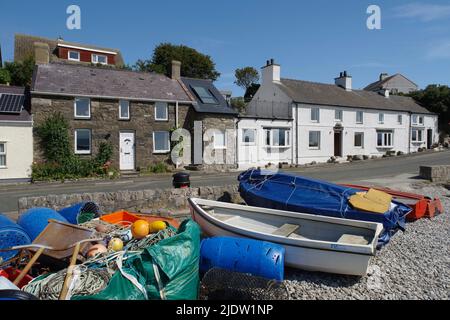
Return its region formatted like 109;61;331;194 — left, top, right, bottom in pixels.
420;165;450;183
18;185;240;216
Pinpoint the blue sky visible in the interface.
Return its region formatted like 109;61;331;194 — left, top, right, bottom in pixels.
1;0;449;96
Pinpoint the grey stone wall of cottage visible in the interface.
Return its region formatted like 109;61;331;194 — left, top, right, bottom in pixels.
17;185;242;216
31;95;192;170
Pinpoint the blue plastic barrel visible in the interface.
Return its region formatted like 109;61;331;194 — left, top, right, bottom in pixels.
58;202;101;225
17;208;68;241
0;214;32;262
200;237;285;281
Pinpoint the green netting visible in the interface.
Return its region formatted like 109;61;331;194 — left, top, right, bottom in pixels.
72;219;200;300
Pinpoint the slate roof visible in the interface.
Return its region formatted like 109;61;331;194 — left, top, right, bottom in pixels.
0;85;32;122
180;77;238;115
32;63;193;103
364;73;418;92
277;78;432;114
14;34;125;66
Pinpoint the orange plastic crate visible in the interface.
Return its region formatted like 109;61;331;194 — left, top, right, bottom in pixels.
100;211;181;229
100;211;140;226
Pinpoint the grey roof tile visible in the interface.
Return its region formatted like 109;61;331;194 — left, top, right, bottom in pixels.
32;63;193;102
277;78;432;114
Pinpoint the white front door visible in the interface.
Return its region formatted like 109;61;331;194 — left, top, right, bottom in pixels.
120;132;135;171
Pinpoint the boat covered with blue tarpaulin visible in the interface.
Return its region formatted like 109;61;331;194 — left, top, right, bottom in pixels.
238;169;411;248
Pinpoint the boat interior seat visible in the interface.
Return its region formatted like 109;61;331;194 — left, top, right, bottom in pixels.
272;224;300;237
337;234;369;245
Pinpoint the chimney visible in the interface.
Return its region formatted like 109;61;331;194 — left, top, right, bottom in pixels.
335;71;352;91
261;58;280;84
171;60;181;80
34;42;50;65
379;73;388;81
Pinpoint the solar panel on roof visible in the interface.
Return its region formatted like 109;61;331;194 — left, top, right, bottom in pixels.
0;94;25;113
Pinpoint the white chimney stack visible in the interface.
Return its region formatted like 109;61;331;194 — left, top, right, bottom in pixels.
335;71;352;91
261;58;280;84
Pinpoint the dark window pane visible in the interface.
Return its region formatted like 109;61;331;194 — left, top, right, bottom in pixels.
76;130;91;152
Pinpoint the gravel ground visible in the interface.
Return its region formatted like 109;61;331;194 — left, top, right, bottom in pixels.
284;183;450;300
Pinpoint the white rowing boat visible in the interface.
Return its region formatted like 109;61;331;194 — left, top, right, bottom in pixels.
188;198;384;276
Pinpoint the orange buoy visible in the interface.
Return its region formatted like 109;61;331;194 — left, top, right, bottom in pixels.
131;220;150;239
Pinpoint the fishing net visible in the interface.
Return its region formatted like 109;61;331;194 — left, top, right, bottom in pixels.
23;267;111;300
199;268;291;300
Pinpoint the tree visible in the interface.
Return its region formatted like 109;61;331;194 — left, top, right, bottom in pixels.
0;68;11;84
234;67;260;91
408;84;450;134
134;43;220;80
3;56;35;87
244;83;261;102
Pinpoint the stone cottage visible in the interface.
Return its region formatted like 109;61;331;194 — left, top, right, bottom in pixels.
30;60;237;172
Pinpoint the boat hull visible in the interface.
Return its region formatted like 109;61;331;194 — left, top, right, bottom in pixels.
189;200;377;276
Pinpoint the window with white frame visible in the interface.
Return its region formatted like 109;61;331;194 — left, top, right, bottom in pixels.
92;54;108;65
214;130;226;149
119;100;130;120
242;129;256;144
335;109;343;121
0;143;6;168
74;129;91;154
68;51;80;61
153;131;170;153
264;128;290;147
155;102;168;121
311;108;320;122
354;132;364;148
377;130;394;148
74;98;91;118
412;129;424;142
379;113;385;124
398;115;403;125
356;111;364;124
309;131;321;149
412;115;424;126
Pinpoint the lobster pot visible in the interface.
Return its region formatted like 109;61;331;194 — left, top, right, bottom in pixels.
17;208;68;241
173;172;191;189
0;214;31;262
58;202;101;225
200;237;285;281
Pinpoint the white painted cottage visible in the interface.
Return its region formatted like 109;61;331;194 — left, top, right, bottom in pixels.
0;85;33;182
237;60;438;169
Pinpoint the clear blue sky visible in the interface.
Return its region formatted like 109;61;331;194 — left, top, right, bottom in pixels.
1;0;449;96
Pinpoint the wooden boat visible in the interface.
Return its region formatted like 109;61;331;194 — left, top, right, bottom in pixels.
188;198;384;276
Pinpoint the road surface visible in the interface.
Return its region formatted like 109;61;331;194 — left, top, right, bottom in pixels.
1;150;449;213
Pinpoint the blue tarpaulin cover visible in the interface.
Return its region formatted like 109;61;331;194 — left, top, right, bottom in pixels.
238;169;411;248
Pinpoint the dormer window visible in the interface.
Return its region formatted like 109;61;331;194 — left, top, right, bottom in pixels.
191;86;218;104
68;51;80;61
92;54;108;65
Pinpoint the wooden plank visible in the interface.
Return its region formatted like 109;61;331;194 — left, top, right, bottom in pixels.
337;234;369;245
272;224;300;237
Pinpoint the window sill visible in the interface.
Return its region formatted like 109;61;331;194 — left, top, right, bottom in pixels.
155;119;169;122
411;141;425;144
356;122;364;125
119;118;130;121
264;146;291;149
74;116;91;120
75;152;92;155
308;147;320;150
376;146;394;149
153;151;171;154
0;166;7;169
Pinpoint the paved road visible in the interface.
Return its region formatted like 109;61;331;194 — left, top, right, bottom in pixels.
1;150;449;213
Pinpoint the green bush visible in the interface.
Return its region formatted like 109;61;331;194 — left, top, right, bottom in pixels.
0;69;11;84
147;162;170;174
32;113;115;182
36;112;73;163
